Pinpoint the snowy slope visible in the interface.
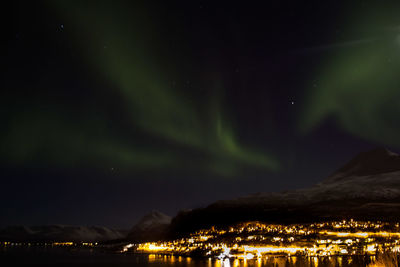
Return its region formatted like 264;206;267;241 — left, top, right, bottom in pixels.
131;210;171;231
221;148;400;206
127;210;171;242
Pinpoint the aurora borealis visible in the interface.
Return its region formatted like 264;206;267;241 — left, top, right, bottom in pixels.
2;0;400;227
3;1;279;176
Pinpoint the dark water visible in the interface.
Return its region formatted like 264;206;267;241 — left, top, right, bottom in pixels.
0;248;373;266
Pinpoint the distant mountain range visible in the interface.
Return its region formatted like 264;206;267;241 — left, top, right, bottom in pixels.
0;225;127;242
169;148;400;237
0;210;171;243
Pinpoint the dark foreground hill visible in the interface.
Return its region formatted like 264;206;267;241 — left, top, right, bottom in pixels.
169;148;400;237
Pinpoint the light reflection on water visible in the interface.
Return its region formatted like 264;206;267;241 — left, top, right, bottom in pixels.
0;247;375;266
145;253;374;267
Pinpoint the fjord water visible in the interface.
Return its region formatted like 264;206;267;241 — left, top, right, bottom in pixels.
0;248;374;266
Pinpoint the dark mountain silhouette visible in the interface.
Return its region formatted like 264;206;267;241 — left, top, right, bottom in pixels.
5;148;400;243
168;148;400;238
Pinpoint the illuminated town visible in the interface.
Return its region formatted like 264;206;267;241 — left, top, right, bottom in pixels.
121;220;400;260
3;219;400;265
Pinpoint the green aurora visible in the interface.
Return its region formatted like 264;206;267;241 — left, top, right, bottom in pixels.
1;1;278;176
4;2;400;178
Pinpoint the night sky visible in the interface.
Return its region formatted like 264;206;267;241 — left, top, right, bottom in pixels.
2;0;400;229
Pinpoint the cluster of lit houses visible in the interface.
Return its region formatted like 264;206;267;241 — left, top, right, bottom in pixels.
124;220;400;259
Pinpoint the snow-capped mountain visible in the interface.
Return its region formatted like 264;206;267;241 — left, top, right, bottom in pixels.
314;148;400;199
127;210;171;242
0;225;126;242
170;148;400;236
215;148;400;205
